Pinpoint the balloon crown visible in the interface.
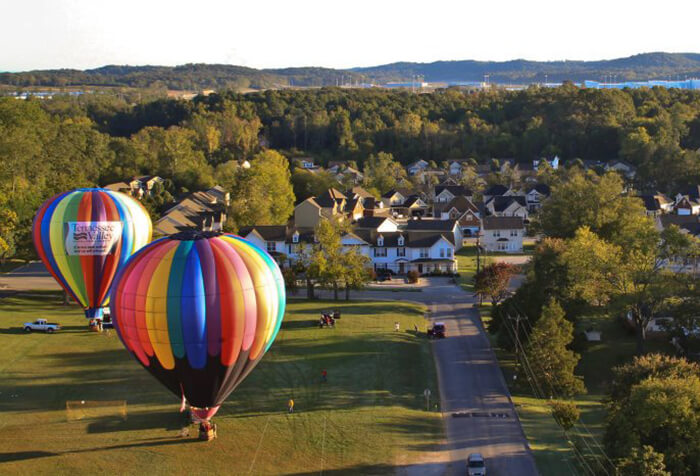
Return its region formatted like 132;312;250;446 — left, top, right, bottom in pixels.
169;230;224;241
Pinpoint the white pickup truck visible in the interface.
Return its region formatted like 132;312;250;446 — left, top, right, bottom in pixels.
24;319;61;333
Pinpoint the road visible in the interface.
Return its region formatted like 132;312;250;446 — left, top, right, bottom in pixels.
351;279;538;476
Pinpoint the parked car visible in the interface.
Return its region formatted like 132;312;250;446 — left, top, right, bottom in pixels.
376;269;394;282
467;453;486;476
24;319;61;333
427;322;446;339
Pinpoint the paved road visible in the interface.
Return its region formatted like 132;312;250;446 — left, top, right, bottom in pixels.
352;279;538;476
0;262;60;292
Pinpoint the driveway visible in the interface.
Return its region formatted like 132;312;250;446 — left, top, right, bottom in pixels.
352;278;538;476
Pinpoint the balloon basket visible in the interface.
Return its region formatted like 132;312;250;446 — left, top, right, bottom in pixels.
198;421;217;441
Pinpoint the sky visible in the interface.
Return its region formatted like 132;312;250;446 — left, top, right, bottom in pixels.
2;0;700;72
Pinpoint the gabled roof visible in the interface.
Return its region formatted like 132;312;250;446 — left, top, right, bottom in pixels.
681;185;700;201
435;185;472;197
297;197;322;210
355;216;397;229
348;186;374;199
487;195;527;213
442;196;479;215
484;184;510;196
658;214;700;229
483;216;525;230
529;183;551;196
405;219;457;231
315;188;346;208
639;193;671;212
404;195;428;208
382;189;405;199
407;234;451;248
238;225;287;241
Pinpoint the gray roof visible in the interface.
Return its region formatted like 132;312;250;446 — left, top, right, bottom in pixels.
239;225;287;241
484;184;510;196
404;219;457;231
483;216;524;230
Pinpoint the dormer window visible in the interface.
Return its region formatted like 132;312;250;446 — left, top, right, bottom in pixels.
398;235;404;246
377;235;384;247
292;232;299;243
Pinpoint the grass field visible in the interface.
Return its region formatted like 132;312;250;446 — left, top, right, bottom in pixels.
0;294;442;474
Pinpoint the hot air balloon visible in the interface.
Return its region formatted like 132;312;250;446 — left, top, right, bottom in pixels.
33;188;152;320
109;231;285;426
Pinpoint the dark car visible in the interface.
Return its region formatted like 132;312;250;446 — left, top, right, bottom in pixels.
427;322;446;339
376;269;393;282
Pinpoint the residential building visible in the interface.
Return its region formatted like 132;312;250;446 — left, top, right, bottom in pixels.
381;189;406;207
154;186;227;236
104;175;164;198
481;216;525;253
639;193;673;217
525;183;551;212
404;218;463;251
434;196;481;237
482;184;513;203
433;184;473;203
406;159;429;175
484;195;529;219
605;159;637;180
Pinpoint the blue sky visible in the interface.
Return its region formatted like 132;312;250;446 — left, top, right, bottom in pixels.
2;0;699;71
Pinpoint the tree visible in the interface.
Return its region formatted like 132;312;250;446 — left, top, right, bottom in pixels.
341;247;371;300
227;149;295;228
520;299;586;397
474;262;516;306
535;171;647;244
362;152;407;195
563;225;693;353
617;446;671;476
605;376;700;475
312;218;347;300
550;400;580;431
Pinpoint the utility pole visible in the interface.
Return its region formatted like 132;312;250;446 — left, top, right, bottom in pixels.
509;314;528;367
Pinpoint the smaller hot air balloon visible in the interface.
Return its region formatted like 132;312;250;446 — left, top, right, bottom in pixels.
110;231;285;427
33;188;152;320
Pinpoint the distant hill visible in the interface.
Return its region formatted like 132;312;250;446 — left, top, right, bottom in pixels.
2;53;700;90
352;52;700;83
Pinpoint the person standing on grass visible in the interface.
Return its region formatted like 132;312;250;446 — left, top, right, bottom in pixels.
321;369;327;383
288;398;294;413
395;321;400;331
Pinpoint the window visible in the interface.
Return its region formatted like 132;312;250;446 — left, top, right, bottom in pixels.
374;247;387;257
288;244;300;254
266;241;276;252
292;233;299;243
440;248;445;258
397;247;406;257
420;248;429;258
377;235;384;246
493;230;500;237
446;248;452;257
510;230;518;237
398;235;404;246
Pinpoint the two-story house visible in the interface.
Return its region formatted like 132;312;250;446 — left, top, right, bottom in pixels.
433;184;473;203
481;216;525;253
484;195;529;219
525;183;551;212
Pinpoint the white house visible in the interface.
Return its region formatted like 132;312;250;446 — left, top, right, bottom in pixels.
484;196;529;219
407;159;429;176
525;184;551;212
481;216;525;253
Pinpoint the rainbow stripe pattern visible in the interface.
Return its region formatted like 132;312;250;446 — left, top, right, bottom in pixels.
33;188;152;318
109;231;285;409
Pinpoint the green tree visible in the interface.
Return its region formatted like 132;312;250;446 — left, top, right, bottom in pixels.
520;299;586;397
362;152;407;195
550;400;580;431
341;247;371;300
617;446;671;476
228;150;295;227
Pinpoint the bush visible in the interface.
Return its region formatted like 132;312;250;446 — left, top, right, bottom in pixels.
406;270;419;284
550;401;580;431
367;268;377;281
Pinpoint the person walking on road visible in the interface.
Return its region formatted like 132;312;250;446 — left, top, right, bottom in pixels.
288;398;294;413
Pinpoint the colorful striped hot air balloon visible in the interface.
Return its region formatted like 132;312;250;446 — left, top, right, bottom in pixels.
33;188;152;319
109;231;285;423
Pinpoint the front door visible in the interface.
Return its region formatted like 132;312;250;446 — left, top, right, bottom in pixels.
399;262;405;274
418;264;423;274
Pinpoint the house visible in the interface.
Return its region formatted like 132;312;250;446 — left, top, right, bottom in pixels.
673;196;700;216
355;216;400;233
400;195;430;217
347;186;374;200
481;216;525;253
639;193;673;217
104;175;165;198
404;219;463;251
433;184;473;203
353;230;457;275
294;198;326;228
533;156;560;171
154;186;227;236
605;160;637;179
656;214;700;237
526;183;551;212
330;164;364;184
482;184;513;203
412;168;446;184
238;225;289;263
484;195;529;219
434;196;481;236
382;189;406;207
297;157;317;169
406;159;429;176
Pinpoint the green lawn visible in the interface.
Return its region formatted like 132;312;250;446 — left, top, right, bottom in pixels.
0;294;442;474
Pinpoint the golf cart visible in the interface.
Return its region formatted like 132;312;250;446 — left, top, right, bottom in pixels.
427;322;446;339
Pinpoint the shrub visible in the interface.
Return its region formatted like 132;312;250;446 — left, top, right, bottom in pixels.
550;400;580;431
406;270;420;284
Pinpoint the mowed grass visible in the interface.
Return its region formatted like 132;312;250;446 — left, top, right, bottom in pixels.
0;294;442;475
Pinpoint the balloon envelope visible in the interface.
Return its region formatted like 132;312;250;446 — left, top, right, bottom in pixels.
33;188;152;318
110;231;285;414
